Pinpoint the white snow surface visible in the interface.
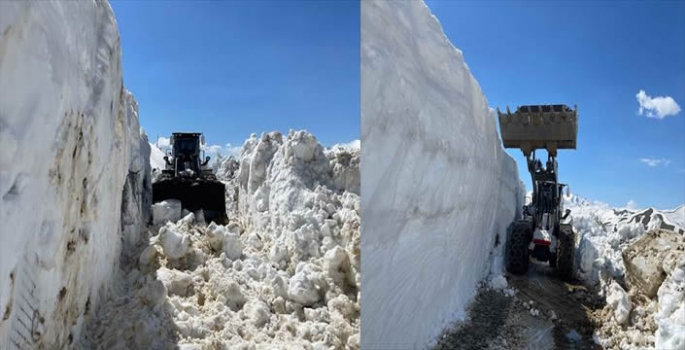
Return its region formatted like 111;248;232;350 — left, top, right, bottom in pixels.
80;130;361;349
0;1;150;348
150;142;167;171
361;1;523;348
564;193;685;349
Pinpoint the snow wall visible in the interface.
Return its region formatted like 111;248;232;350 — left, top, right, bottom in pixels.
0;1;150;348
361;1;523;348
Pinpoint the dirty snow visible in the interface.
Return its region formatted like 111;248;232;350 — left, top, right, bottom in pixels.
0;1;150;348
360;1;523;348
564;194;685;349
79;130;360;349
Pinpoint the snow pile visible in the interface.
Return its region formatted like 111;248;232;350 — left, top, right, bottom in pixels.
565;194;683;285
81;130;361;349
564;194;685;349
361;1;522;348
0;2;149;348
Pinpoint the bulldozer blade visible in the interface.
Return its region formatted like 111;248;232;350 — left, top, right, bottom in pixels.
153;178;228;225
497;104;578;156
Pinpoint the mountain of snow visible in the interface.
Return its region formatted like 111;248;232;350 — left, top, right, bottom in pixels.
360;1;523;348
0;1;149;348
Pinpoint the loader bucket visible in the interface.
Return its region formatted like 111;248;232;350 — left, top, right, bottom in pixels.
497;104;578;156
153;178;228;225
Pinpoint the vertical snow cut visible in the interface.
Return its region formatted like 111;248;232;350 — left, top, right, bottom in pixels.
0;1;150;348
361;1;522;348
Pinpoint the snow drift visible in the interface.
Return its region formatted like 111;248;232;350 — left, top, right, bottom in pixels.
565;195;685;349
79;131;361;349
0;2;150;348
361;1;523;348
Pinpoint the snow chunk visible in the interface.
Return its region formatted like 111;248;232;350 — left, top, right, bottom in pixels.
223;228;244;260
288;263;326;306
606;281;632;324
242;300;271;327
153;200;182;226
158;224;192;260
488;275;508;290
156;267;193;297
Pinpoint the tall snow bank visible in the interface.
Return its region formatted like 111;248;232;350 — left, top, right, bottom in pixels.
360;1;522;348
0;2;149;348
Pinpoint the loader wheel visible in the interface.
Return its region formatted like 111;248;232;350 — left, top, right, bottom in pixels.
556;224;575;281
506;222;531;275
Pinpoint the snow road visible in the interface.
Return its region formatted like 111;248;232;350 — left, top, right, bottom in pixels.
434;196;685;350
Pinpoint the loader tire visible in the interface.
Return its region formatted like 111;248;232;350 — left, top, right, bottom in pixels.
556;224;575;281
506;222;531;275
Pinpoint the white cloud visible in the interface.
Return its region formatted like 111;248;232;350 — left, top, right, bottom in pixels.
203;143;241;159
635;90;681;119
626;200;638;210
639;157;671;167
156;137;170;150
206;145;223;154
329;139;361;151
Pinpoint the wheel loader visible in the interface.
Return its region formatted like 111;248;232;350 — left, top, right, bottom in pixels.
152;132;228;225
497;105;578;281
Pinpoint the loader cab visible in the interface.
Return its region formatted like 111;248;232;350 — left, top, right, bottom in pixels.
164;133;211;177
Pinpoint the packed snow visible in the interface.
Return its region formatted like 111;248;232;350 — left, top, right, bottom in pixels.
150;142;167;171
563;194;685;349
361;1;523;348
0;1;150;348
78;130;361;349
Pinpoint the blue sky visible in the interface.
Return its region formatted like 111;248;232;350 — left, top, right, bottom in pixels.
425;0;685;209
111;1;359;155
